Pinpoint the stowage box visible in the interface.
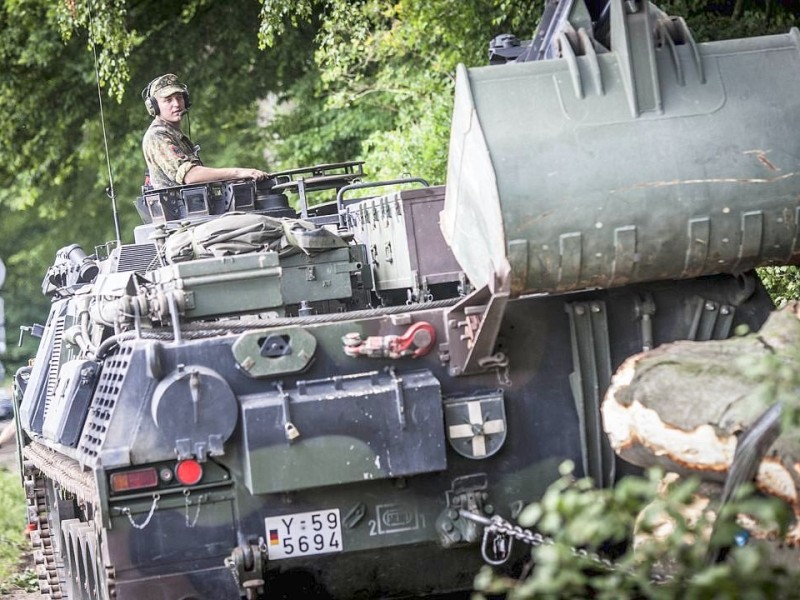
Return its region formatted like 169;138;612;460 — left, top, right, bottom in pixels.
347;186;463;293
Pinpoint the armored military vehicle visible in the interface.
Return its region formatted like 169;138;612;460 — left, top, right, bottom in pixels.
13;1;800;598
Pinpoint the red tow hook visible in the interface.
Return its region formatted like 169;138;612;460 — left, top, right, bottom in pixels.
342;321;437;359
388;321;437;358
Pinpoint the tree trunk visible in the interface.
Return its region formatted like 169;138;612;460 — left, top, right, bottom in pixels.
602;302;800;535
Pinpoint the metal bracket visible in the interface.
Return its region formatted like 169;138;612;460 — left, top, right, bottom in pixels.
224;539;268;600
276;383;300;443
388;367;407;429
687;297;735;341
565;301;616;488
436;474;492;547
444;282;509;377
634;293;656;351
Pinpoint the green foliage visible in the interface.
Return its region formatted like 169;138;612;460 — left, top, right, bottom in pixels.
757;266;800;307
658;0;798;42
258;0;317;49
55;0;141;101
0;469;28;593
5;568;38;593
266;68;389;170
0;0;313;374
474;463;797;599
737;328;800;432
267;0;543;182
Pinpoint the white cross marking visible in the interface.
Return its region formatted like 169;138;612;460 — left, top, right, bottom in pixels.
448;401;505;457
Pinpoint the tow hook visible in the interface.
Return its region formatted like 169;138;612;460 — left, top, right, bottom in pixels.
225;538;267;599
342;321;436;359
435;490;493;547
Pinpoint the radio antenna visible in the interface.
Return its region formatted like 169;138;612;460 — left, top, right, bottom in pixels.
89;6;122;244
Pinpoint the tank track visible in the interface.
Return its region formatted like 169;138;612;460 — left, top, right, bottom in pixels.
25;466;63;598
23;441;112;600
23;442;97;506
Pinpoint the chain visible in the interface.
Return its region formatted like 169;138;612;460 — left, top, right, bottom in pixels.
184;489;204;528
121;494;160;530
459;510;668;582
224;556;241;588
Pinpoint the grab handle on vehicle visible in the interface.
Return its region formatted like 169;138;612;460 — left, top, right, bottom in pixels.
336;177;429;229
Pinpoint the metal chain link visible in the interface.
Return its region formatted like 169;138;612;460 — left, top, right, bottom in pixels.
184;489;204;528
460;510;668;582
121;494;160;530
224;556;241;588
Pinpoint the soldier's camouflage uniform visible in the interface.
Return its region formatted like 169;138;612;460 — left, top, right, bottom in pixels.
142;117;202;189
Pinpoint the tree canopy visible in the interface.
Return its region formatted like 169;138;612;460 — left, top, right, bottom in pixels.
0;0;798;373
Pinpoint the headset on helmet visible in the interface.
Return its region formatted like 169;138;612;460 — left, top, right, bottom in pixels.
141;74;192;117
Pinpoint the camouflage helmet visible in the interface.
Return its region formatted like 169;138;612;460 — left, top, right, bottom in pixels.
142;74;191;117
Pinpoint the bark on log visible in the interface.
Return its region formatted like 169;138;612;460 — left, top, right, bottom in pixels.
602;302;800;534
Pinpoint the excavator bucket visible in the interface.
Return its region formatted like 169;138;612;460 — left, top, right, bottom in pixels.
442;0;800;295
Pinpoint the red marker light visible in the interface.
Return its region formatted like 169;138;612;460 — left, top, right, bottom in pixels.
175;459;203;486
110;467;159;493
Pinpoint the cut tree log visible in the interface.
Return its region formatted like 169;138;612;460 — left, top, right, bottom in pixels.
602;302;800;539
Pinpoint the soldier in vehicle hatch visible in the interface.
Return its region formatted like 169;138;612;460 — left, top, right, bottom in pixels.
141;73;269;189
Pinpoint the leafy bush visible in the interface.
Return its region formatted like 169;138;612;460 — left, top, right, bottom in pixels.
0;468;29;594
474;463;798;599
757;266;800;307
5;568;37;594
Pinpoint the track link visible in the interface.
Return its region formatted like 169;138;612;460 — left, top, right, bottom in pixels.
25;466;64;599
23;441;111;600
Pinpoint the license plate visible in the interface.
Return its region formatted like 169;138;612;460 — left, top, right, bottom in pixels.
265;508;343;559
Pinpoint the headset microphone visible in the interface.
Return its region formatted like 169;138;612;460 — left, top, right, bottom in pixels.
142;74;191;118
